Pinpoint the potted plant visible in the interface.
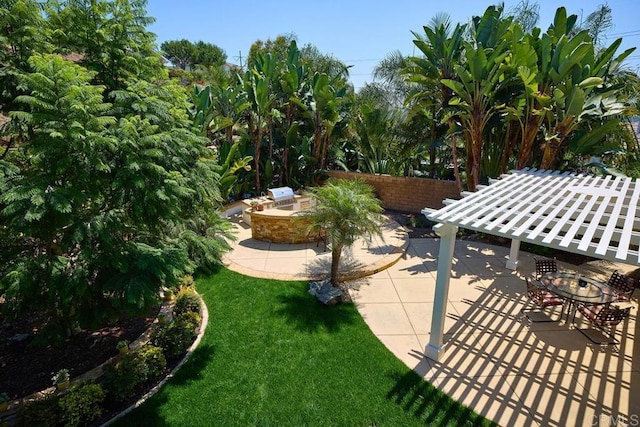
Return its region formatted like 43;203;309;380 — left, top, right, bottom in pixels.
116;340;129;354
0;392;9;412
52;369;70;390
250;200;259;212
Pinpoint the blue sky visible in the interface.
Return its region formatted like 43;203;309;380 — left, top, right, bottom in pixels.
147;0;640;90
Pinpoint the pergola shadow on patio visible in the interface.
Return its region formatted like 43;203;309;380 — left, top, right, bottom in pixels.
423;168;639;361
351;239;638;426
405;167;640;425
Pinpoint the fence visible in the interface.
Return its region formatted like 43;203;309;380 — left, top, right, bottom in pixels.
326;171;460;213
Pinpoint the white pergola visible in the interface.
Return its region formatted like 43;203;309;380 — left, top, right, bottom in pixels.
422;168;640;361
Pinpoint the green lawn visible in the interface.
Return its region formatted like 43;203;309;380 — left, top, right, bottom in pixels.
116;268;493;426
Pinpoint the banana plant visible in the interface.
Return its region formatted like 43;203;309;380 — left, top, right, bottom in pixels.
353;102;402;174
216;139;252;201
406;16;466;187
243;54;276;193
441;39;509;191
209;82;250;145
503;7;635;170
188;84;214;136
538;37;633;168
306;72;345;185
278;40;307;186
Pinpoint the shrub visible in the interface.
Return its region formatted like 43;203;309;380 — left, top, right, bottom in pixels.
58;382;105;427
176;311;202;334
18;397;60;427
102;352;147;402
150;314;199;360
179;275;195;289
174;288;200;316
137;345;167;382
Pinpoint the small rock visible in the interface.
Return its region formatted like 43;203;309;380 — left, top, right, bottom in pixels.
10;333;31;342
308;279;343;305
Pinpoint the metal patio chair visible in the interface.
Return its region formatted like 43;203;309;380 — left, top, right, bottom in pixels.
606;270;635;302
574;303;633;344
522;276;565;322
534;257;558;281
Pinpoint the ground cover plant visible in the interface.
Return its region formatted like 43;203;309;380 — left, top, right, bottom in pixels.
115;268;493;426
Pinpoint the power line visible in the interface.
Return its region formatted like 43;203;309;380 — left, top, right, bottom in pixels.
607;29;640;37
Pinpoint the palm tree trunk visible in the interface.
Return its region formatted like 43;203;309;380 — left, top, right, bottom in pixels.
226;126;233;145
330;244;342;286
517;115;543;169
451;136;463;194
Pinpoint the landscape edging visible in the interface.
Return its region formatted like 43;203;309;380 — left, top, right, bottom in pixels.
101;290;209;426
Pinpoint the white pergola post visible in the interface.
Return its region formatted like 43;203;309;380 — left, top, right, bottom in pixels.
425;222;458;361
505;239;521;270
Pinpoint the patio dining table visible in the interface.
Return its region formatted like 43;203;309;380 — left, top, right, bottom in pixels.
539;272;619;322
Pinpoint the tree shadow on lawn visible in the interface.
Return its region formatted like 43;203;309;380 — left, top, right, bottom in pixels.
166;343;216;386
275;291;361;334
386;369;493;427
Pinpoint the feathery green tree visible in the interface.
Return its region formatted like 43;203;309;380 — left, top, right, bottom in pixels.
0;50;233;341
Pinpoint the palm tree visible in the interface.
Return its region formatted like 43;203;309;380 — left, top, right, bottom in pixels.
298;179;384;286
406;13;466;189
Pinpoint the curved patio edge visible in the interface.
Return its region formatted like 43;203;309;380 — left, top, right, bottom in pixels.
222;217;410;281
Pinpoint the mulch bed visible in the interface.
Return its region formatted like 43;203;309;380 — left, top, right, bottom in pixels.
0;308;159;400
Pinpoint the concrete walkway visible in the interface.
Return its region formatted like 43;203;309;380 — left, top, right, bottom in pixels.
223;215;639;427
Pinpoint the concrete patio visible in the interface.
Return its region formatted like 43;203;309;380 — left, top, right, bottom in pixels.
223;215;639;427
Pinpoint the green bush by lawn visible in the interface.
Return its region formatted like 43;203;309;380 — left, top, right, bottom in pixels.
115;268;493;426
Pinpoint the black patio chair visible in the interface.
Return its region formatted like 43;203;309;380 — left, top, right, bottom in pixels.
574;303;633;344
606;270;635;302
534;257;558;281
522;276;565;322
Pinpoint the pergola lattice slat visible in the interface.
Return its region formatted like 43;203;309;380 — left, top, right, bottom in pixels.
427;168;640;265
617;182;640;260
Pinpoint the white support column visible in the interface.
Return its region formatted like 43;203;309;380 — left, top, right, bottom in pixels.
425;222;458;362
505;239;521;270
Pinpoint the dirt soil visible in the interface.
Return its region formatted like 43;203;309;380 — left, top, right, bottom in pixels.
0;308;158;400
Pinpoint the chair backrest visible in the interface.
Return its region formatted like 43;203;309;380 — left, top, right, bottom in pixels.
607;270;635;298
535;257;558;280
593;304;632;326
525;277;548;306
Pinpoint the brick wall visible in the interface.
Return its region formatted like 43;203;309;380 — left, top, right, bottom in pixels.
327;171;460;213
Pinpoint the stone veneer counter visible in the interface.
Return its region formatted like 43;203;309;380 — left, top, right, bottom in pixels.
249;208;316;244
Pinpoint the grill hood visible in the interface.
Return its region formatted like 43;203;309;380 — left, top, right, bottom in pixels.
267;187;295;202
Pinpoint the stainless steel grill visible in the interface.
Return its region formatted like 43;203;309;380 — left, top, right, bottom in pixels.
267;187;295;207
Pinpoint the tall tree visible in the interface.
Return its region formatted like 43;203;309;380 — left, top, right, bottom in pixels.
161;39;195;70
1;54;234;340
161;39;226;70
193;40;226;68
0;0;236;342
406;13;467;188
46;0;162;92
508;0;540;33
